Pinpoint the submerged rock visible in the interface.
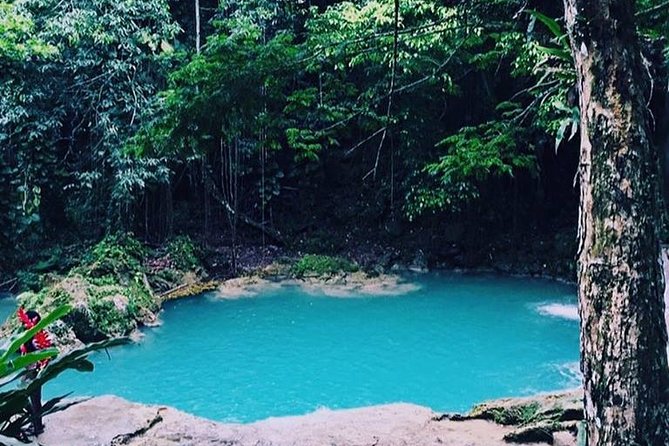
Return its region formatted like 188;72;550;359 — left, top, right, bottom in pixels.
216;272;421;299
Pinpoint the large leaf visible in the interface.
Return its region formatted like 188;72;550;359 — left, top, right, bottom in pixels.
528;10;564;40
0;349;58;377
0;305;71;365
0;337;128;441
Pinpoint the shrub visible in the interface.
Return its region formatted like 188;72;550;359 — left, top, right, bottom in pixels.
165;235;202;271
291;254;358;277
83;233;147;280
491;403;541;426
16;270;43;292
126;274;158;318
87;297;133;338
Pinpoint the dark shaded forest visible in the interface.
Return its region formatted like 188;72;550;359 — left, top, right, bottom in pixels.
2;0;668;283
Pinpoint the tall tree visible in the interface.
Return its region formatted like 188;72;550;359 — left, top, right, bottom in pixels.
563;0;669;444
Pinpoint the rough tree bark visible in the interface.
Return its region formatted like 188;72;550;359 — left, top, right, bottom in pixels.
563;0;669;444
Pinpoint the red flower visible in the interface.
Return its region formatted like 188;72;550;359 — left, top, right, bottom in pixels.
17;307;35;329
16;307;53;369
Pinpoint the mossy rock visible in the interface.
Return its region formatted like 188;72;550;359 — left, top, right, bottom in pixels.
64;306;107;343
88;298;135;339
503;420;557;444
15;272;157;343
469;391;583;427
8;233;201;345
484;403;541;426
81;233;147;281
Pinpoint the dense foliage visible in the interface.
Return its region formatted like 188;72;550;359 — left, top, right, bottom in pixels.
1;0;667;277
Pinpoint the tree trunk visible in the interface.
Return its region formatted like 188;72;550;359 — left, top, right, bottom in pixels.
563;0;669;444
195;0;201;54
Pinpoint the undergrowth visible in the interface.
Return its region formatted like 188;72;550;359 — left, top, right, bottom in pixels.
291;254;358;277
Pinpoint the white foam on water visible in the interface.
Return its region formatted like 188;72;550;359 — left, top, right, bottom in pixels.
536;303;579;321
556;361;582;388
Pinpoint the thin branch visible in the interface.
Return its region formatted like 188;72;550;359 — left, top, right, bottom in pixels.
367;0;400;181
508;79;559;102
393;41;464;95
345;127;386;156
294;18;500;68
203;165;285;245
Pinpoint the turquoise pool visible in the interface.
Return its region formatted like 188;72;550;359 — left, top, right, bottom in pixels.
46;273;580;422
0;294;17;321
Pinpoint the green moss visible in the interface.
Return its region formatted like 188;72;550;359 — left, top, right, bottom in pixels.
15;266;157;341
82;233;147;280
84;273;156;330
291;254;358;277
490;403;541;426
42;288;71;307
18;286;71;311
126;274;158;318
87;298;133;337
86;275;119;287
10;233;194;342
17;291;42;311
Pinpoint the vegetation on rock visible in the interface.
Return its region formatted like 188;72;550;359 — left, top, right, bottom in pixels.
291;254;359;278
7;233;206;344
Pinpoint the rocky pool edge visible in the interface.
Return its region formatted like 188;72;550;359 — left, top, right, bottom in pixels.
38;389;583;446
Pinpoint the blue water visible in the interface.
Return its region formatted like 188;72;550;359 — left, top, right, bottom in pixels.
46;273;579;422
0;294;17;321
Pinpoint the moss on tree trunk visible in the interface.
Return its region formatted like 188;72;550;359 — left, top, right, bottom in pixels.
563;0;669;444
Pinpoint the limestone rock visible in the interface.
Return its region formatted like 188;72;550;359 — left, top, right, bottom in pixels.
39;395;576;446
469;390;582;424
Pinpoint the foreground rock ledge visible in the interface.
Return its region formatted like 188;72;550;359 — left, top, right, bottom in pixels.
39;394;579;446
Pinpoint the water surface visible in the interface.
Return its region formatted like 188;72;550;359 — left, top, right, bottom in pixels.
0;294;17;321
47;273;579;422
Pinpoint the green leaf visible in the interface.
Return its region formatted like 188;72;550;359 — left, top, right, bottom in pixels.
535;45;571;61
0;304;71;364
528;10;563;40
555;118;569;152
0;349;58;376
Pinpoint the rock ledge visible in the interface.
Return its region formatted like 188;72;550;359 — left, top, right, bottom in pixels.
39;393;579;446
